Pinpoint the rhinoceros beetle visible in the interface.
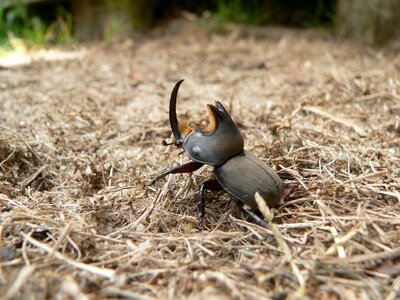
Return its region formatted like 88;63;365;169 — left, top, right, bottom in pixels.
150;80;283;228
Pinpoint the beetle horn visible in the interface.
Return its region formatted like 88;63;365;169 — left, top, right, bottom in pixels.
168;79;186;146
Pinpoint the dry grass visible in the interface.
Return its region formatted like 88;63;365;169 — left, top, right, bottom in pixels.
1;20;400;299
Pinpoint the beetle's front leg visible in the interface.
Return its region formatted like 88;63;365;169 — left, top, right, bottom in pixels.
198;179;223;230
149;161;204;185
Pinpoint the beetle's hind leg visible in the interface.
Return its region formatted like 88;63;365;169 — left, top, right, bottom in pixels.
238;205;270;229
148;161;204;185
198;180;223;230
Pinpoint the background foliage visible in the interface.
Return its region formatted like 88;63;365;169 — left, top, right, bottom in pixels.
0;0;337;49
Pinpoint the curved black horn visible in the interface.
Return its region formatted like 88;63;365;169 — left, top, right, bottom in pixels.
169;79;185;145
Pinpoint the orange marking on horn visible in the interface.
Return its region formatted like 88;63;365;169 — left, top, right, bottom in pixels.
205;104;217;133
178;120;193;137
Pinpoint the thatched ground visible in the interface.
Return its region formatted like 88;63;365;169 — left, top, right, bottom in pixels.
1;20;400;299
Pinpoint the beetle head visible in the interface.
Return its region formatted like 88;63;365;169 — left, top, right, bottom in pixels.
165;80;244;166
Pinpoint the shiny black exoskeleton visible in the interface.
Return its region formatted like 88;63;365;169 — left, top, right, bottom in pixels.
150;80;283;228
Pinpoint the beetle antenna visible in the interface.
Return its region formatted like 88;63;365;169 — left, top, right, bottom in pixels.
161;139;175;146
162;139;183;148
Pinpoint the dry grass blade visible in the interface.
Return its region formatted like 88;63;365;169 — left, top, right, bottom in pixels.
61;276;90;300
385;275;400;300
4;265;35;299
1;21;399;299
0;125;44;163
324;226;360;257
20;164;48;187
101;288;152;300
323;247;400;264
203;271;243;299
22;234;115;279
302;105;367;136
255;193;291;259
255;192;306;298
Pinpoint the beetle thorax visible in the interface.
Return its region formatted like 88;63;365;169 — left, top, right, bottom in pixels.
183;117;244;166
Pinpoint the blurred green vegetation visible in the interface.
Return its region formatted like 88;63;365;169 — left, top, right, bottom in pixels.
0;0;337;50
103;0;133;42
216;0;336;27
0;1;73;51
215;0;271;25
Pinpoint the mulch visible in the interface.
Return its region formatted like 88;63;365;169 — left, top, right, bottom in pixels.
1;19;400;299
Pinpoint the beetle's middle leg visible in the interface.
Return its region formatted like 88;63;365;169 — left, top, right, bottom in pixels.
149;161;204;185
198;179;223;230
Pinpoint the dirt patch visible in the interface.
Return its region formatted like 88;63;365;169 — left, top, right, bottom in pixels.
1;20;400;299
